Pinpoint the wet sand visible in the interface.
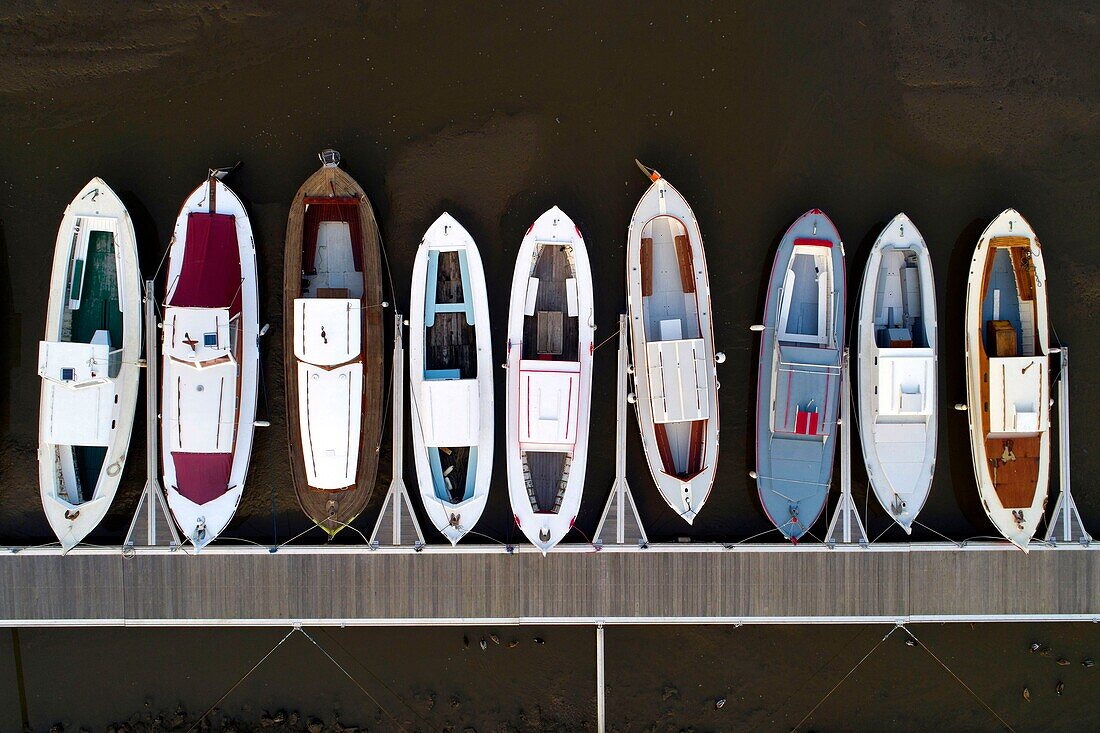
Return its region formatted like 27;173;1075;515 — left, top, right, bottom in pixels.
0;2;1098;730
0;623;1097;732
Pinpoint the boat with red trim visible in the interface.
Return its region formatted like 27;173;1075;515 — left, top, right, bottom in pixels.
626;164;720;524
161;170;260;550
505;206;594;553
753;209;845;542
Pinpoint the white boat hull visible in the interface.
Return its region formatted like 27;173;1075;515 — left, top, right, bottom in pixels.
161;177;260;550
964;209;1050;551
38;178;142;551
856;214;938;533
626;176;719;523
505;207;594;553
409;213;494;544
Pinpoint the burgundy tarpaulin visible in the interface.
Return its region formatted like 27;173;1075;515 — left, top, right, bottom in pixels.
302;199;363;274
170;213;243;313
172;452;233;505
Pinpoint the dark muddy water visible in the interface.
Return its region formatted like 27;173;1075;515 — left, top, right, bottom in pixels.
0;1;1098;730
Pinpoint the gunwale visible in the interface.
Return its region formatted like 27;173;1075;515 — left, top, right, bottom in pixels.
976;237;1042;509
283;160;384;537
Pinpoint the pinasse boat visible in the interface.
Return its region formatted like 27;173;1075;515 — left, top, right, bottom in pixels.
856;214;938;533
626;163;719;524
283;151;384;537
161;170;260;550
409;213;494;544
963;209;1050;551
754;209;845;542
505;206;594;553
38;178;142;551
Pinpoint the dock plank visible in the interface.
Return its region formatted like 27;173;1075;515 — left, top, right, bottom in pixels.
0;547;1096;624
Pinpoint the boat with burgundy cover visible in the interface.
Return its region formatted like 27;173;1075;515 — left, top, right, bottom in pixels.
161;170;260;550
283;150;383;537
963;209;1050;551
38;178;142;551
505;206;594;553
626;163;720;524
408;213;495;544
753;209;845;542
856;214;938;534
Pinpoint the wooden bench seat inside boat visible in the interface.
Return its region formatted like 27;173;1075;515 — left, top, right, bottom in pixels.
674;235;696;294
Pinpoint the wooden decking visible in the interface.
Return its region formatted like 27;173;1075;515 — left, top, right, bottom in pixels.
283;160;384;537
427;251;477;377
0;546;1097;624
521;245;578;361
977;239;1043;508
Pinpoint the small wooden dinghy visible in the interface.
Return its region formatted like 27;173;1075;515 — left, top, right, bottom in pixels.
161;171;260;549
964;209;1050;551
409;213;494;544
505;207;594;553
754;210;845;542
856;214;937;533
283;150;383;537
38;178;141;551
626;167;719;524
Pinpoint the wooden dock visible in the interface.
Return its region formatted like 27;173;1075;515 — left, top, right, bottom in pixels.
0;544;1096;626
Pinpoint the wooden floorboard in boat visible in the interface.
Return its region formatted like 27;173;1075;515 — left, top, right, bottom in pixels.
522;244;578;361
283;162;384;537
526;451;567;512
2;548;1098;623
976;242;1042;508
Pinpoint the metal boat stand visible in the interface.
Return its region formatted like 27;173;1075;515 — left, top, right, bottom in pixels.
1046;347;1091;545
124;280;181;550
595;314;648;548
370;313;425;549
826;348;868;548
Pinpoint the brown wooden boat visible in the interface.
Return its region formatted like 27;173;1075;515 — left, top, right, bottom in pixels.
283;150;383;537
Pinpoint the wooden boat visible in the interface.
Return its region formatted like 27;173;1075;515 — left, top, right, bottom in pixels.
409;213;494;544
754;209;844;542
161;171;260;550
283;150;383;537
505;207;594;553
37;178;141;551
856;214;937;533
626;167;719;524
964;209;1050;551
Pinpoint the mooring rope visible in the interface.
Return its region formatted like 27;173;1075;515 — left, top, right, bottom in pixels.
900;626;1016;733
788;625;900;732
315;628;431;726
182;628;297;733
295;626;409;733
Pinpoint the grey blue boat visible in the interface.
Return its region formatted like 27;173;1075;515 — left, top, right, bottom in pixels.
753;209;845;542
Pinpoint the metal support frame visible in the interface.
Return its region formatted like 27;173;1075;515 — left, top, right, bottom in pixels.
596;622;606;733
826;348;868;547
125;281;180;549
1046;347;1091;545
370;314;425;548
595;315;648;547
